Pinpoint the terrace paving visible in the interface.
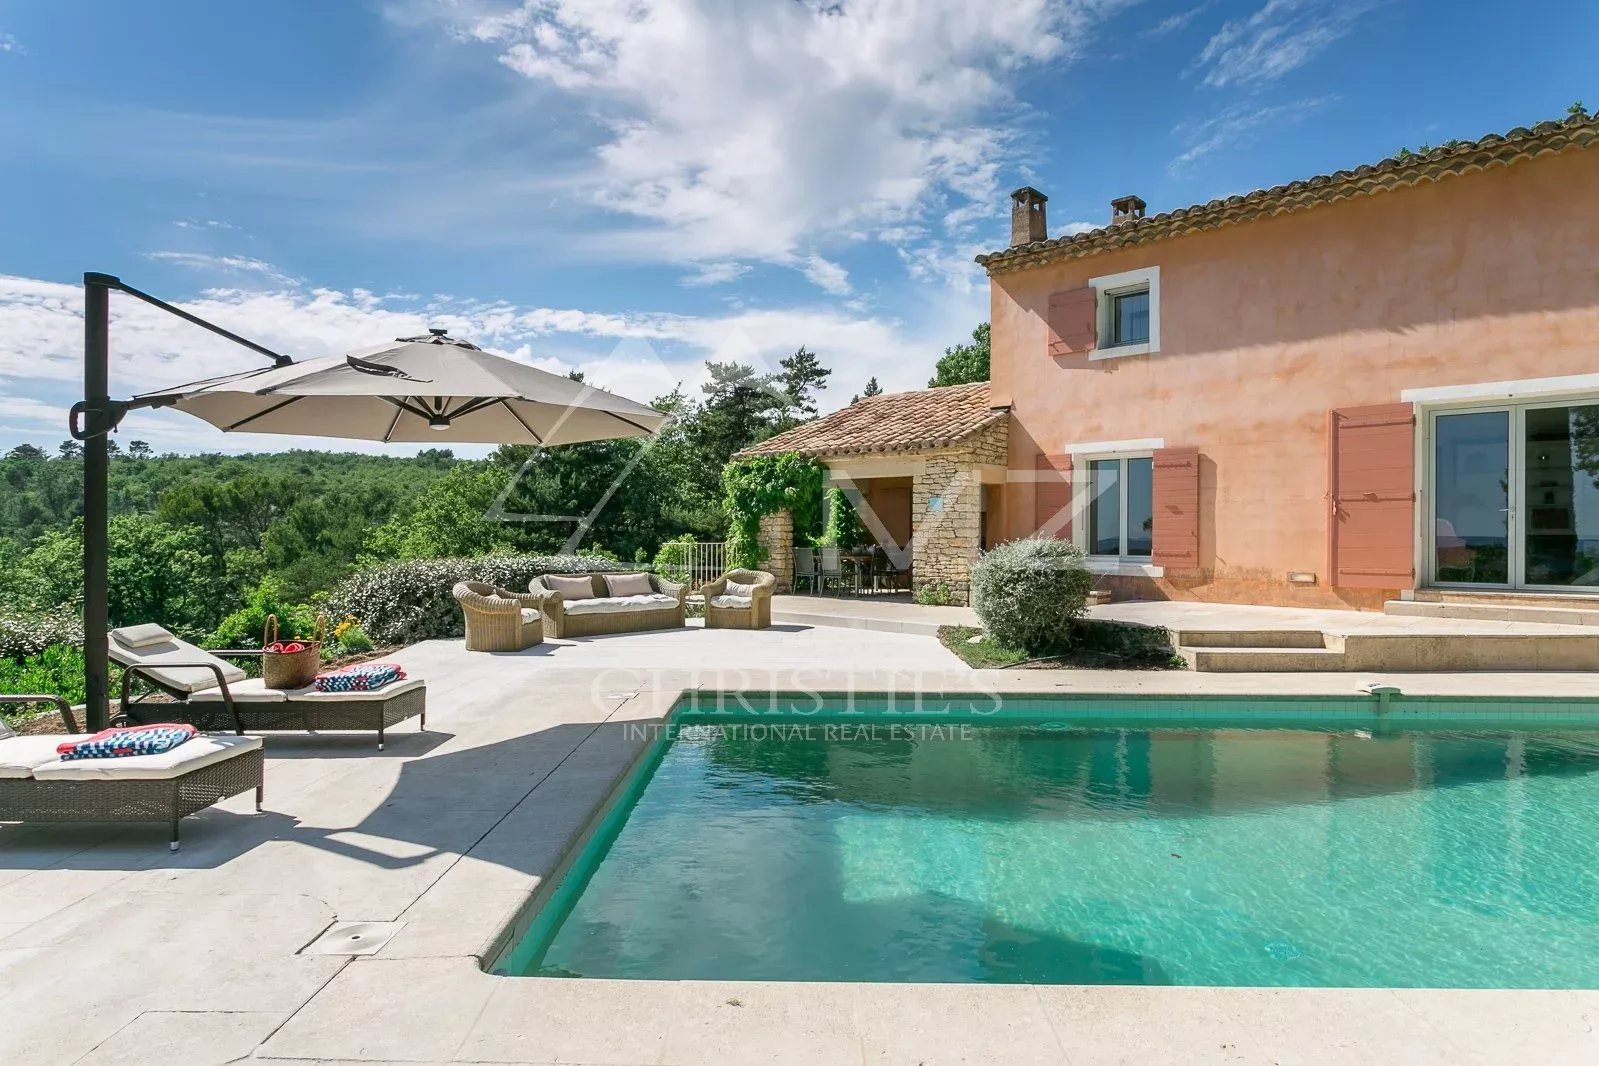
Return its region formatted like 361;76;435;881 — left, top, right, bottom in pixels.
2;619;1597;1064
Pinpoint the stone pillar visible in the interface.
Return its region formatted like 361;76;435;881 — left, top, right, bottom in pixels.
757;509;794;592
911;456;982;606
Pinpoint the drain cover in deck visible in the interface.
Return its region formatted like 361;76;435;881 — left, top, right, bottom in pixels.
307;921;405;956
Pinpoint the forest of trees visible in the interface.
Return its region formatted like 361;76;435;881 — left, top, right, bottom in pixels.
1;328;990;644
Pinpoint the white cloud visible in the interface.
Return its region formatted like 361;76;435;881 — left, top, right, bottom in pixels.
144;252;300;287
424;0;1131;281
679;261;750;287
1147;2;1211;37
0;272;983;453
1168;95;1337;175
174;218;241;232
0;33;22;55
800;256;852;296
1195;0;1374;89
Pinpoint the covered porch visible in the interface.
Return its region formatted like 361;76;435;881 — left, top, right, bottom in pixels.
739;382;1011;606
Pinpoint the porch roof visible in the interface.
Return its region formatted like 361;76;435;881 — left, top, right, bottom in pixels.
737;381;1005;460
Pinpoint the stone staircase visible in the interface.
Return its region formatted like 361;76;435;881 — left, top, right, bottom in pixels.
1384;590;1599;627
1173;626;1599;672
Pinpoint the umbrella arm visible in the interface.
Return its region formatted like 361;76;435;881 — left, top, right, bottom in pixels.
69;395;176;441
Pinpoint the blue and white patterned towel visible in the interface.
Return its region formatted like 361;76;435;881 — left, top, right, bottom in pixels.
314;663;407;693
57;723;198;760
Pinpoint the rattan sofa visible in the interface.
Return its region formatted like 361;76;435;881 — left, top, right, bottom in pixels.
529;573;687;638
108;624;426;750
701;569;776;629
453;581;550;651
0;694;264;851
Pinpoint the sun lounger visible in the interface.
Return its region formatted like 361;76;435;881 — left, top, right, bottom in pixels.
0;694;263;850
108;624;426;749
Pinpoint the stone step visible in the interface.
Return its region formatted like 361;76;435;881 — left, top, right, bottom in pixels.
1385;599;1599;627
1172;629;1328;650
1411;588;1599;608
1177;646;1349;672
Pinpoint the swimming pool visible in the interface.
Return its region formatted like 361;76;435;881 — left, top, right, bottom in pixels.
497;694;1599;987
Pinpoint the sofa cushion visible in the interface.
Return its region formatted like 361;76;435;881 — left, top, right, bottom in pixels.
544;574;597;601
520;608;541;625
603;572;655;597
30;734;262;781
709;595;754;609
564;594;679;616
189;677;424;704
0;735;74;779
724;580;756;599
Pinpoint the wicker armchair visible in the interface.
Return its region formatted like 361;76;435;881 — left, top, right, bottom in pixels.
453;581;550;652
701;569;776;630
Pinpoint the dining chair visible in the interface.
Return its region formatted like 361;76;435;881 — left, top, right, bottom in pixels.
792;546;819;594
819;547;845;595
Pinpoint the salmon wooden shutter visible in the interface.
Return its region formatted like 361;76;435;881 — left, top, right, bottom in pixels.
1034;453;1073;539
1328;403;1416;589
1152;447;1200;568
1048;287;1097;356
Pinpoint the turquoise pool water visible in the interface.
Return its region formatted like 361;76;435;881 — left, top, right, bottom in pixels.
507;708;1599;987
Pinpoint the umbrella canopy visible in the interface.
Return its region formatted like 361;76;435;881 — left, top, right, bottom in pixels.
133;330;667;445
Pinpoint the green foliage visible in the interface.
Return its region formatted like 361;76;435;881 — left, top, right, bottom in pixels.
928;322;990;388
850;377;883;403
913;582;956;606
1568;100;1588;118
209;577;319;650
820;487;867;548
721;453;827;568
776;346;832;426
323;554;626;645
651;535;698;584
0;603;83;658
363;464;518;561
970;537;1094;655
0;644;96;707
334;623;374;655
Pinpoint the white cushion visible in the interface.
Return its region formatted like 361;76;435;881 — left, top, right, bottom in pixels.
108;628;248;694
30;734;262;781
520;608;541;625
543;575;597;601
188;677;424;704
110;623;174;649
563;593;679;615
0;735;74;779
724;580;756;599
603;573;655;597
710;595;753;609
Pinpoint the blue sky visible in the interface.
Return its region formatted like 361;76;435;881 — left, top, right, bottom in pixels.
0;0;1591;453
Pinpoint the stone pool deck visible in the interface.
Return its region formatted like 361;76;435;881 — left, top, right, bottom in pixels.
3;621;1598;1064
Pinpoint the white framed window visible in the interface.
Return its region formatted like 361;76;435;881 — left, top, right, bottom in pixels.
1089;265;1160;360
1080;453;1154;560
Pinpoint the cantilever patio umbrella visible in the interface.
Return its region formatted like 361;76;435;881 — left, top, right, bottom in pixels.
71;273;666;729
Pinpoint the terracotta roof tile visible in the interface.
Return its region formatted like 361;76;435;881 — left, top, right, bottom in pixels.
736;382;1002;459
977;115;1599;275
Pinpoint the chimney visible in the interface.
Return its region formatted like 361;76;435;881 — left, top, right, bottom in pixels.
1010;186;1048;246
1111;194;1146;225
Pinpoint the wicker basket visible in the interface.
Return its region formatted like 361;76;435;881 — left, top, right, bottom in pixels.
261;613;326;689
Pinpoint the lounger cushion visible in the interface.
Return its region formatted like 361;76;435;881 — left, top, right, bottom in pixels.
29;734;262;781
108;627;248;694
563;594;679;615
0;735;74;779
190;677;425;704
709;595;754;609
603;573;655;597
543;574;597;601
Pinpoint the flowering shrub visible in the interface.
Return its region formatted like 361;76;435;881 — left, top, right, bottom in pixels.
323;554;627;645
970;537;1093;655
0;603;84;659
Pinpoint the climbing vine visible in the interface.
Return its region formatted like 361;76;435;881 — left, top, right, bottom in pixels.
721;453;826;568
820;486;867;548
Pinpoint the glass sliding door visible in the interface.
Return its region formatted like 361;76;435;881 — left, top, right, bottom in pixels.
1427;399;1599;590
1522;402;1599;588
1431;409;1510;585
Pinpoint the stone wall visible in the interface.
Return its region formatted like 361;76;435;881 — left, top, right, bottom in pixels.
907;419;1008;607
757;509;794;592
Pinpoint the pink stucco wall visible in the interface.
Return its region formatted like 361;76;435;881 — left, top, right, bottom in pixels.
989;147;1599;608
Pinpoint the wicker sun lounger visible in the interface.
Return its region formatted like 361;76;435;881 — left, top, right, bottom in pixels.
0;694;264;850
108;624;426;750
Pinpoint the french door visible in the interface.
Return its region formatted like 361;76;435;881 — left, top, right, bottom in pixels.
1429;400;1599;590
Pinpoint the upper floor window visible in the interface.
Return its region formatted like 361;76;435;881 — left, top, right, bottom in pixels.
1090;265;1160;360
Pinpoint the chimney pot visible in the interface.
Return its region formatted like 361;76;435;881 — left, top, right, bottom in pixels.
1010;186;1048;246
1111;195;1146;225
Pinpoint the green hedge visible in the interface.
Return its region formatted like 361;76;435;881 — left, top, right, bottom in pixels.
970;537;1093;655
323;554;628;645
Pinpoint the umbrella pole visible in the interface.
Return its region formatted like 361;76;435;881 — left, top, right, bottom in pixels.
82;273;114;732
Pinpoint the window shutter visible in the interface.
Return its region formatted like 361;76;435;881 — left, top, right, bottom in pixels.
1048;287;1097;356
1034;453;1073;540
1152;447;1200;568
1328;403;1415;589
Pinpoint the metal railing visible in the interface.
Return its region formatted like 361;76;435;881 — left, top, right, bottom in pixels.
684;541;727;590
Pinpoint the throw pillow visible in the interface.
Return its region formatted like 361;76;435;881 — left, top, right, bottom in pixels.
544;574;597;601
604;573;656;597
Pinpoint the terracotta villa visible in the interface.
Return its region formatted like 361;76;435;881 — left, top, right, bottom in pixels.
750;115;1599;608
